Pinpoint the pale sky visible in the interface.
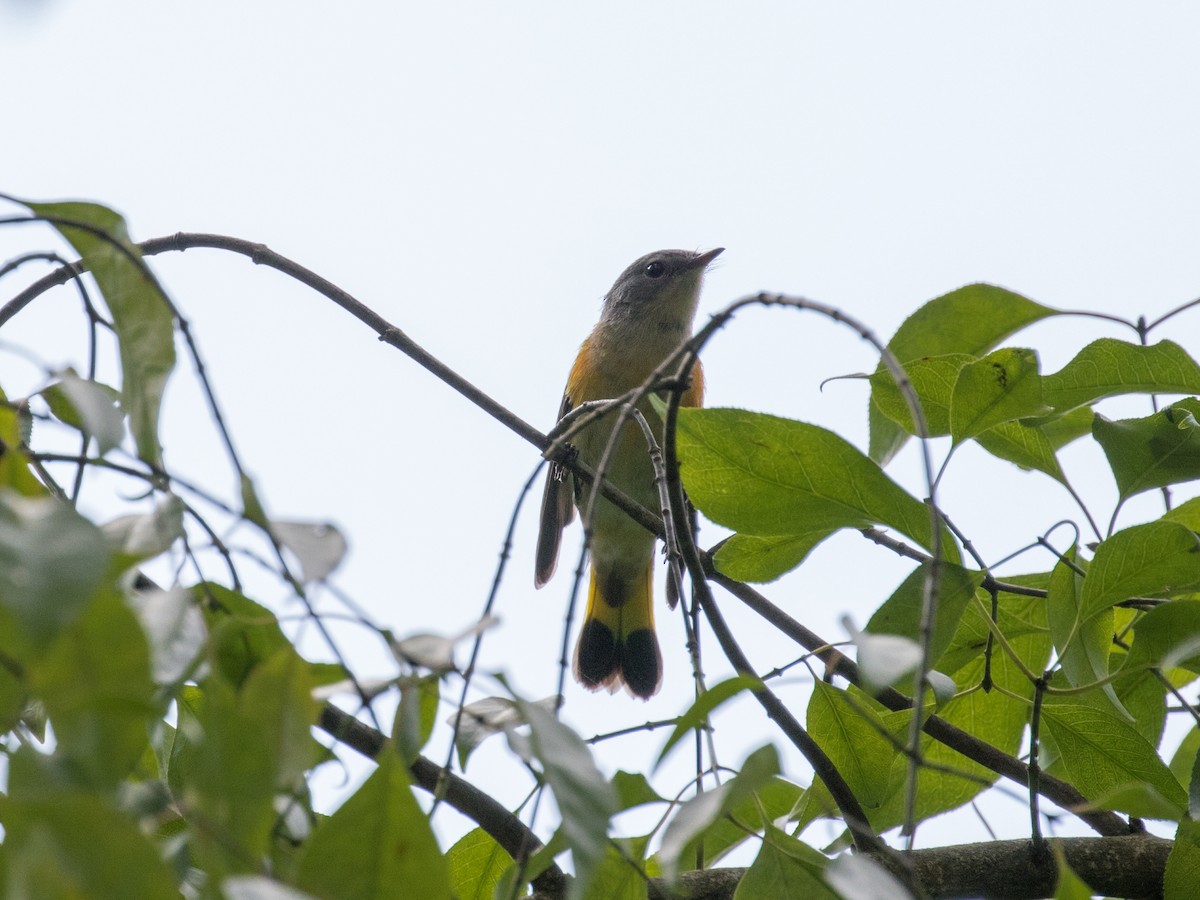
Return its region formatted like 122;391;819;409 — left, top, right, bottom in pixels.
3;0;1199;854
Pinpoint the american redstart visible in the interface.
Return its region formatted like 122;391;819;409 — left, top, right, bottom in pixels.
535;247;723;698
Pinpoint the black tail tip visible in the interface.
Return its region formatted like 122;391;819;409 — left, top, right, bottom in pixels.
574;621;662;700
621;628;661;699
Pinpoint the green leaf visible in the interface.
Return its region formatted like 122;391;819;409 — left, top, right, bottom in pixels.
41;373;125;454
1081;782;1189;821
1112;652;1168;747
1039;699;1187;818
611;771;665;810
1043;338;1200;413
1079;521;1200;620
30;590;156;788
1168;727;1200;810
2;783;180;899
0;387;44;496
296;751;452;900
26;200;176;465
1125;601;1200;675
1093;399;1200;501
698;776;805;865
865;562;979;672
1050;845;1095;900
870;353;972;437
0;655;23;733
870;283;1057;463
394;676;440;763
494;830;566;899
734;825;838;900
446;828;510;900
1163;495;1200;532
950;347;1047;442
519;699;618;896
189;648;319;876
868;594;1052;829
582;838;650;900
1192;739;1200;821
191;681;276;870
241;647;320;791
657;745;779;883
677;408;959;582
198;583;292;686
0;493;110;650
1037;406;1096;450
1045;548;1128;718
807;682;900;810
712;530;836;583
1164;817;1200;898
655;675;761;769
241;473;272;531
974;420;1066;482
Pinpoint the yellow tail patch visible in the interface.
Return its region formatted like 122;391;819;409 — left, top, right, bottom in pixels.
573;561;662;699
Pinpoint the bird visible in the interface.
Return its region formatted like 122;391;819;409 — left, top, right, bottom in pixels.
535;247;723;698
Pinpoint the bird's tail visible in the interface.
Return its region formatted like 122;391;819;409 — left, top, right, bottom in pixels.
573;561;662;699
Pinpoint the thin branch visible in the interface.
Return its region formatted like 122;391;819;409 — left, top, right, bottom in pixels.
440;461;545;813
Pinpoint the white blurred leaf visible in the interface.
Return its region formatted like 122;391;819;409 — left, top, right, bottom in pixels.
927;670;957;705
391;615;499;672
825;853;914;900
274;794;313;842
311;677;395;702
518;699;618;892
449;695;558;766
128;585;207;684
270;520;347;582
393;633;456;672
47;371;125;453
844;616;922;693
103;494;184;560
659;745;779;883
223;875;318;900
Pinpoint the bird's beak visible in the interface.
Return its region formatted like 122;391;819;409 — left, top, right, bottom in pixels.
691;247;725;269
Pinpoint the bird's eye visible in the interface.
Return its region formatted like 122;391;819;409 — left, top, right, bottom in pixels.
644;261;666;278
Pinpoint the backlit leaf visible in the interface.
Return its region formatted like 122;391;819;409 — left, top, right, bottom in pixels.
26;200;175;465
1080;521;1200;620
870;283;1057;463
1093;398;1200;501
1043;338;1200;412
949;347;1047;442
677;408;959;583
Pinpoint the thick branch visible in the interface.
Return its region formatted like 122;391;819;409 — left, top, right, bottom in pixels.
528;835;1170;900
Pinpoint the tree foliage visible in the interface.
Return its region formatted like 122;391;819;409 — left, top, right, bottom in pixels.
1;198;1199;898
